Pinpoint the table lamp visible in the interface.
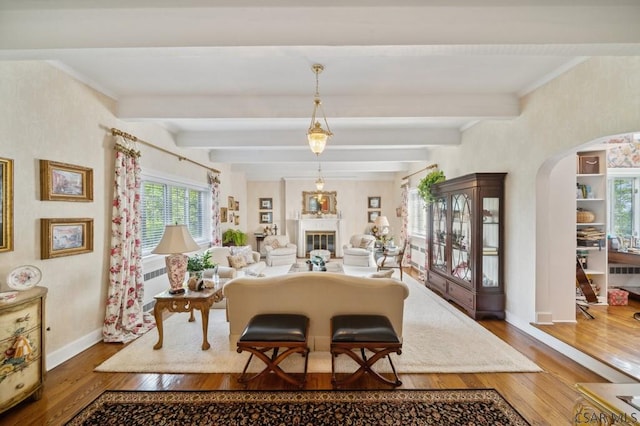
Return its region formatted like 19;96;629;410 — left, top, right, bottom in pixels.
152;224;200;294
374;215;390;236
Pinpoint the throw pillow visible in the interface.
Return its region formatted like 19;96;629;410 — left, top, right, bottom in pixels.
368;269;395;279
231;245;255;264
359;238;373;249
227;254;247;269
270;239;281;249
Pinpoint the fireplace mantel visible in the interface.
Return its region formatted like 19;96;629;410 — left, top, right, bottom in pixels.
296;219;346;257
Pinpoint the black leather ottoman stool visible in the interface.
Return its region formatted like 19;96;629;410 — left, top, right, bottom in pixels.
237;313;309;388
330;314;402;388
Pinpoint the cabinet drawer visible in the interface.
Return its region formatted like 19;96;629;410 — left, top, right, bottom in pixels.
447;282;474;309
0;361;41;408
0;300;40;340
427;272;447;293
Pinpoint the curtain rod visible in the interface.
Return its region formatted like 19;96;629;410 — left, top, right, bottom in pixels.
402;163;438;180
110;128;221;174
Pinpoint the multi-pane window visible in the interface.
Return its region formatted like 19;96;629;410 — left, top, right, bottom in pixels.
608;172;640;249
140;177;209;255
408;188;427;237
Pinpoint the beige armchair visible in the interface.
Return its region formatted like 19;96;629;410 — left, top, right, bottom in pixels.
343;234;376;266
263;235;297;266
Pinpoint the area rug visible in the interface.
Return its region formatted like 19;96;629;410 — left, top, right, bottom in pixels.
65;389;530;425
95;271;541;374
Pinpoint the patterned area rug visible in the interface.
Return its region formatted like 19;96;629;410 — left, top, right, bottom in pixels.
66;389;530;425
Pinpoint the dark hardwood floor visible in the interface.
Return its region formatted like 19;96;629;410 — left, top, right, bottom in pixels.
3;268;636;426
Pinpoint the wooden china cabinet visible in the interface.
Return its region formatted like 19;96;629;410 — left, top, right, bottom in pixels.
426;173;506;320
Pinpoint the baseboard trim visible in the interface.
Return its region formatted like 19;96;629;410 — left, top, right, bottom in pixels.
46;327;104;371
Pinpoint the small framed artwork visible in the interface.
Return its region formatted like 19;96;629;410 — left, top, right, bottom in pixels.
228;196;235;210
0;157;13;253
40;160;93;202
368;210;380;223
220;207;228;223
260;211;273;224
234;215;240;225
260;198;273;210
229;212;235;223
235;201;240;211
41;218;93;259
368;196;381;209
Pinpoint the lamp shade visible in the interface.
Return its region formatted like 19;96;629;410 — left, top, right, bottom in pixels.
151;225;200;254
374;216;390;228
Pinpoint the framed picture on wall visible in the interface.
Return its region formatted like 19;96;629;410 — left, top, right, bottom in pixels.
260;212;273;224
228;196;235;210
368;196;381;209
260;198;273;210
41;218;93;259
221;207;228;223
234;215;240;225
368;210;380;223
0;157;13;253
40;160;93;202
235;201;240;211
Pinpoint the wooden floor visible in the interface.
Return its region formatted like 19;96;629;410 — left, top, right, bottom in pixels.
4;269;635;426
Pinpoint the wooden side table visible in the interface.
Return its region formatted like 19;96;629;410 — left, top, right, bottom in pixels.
574;383;640;425
153;284;224;351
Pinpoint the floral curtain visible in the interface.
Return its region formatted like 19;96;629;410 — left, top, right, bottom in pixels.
103;136;155;343
208;171;222;246
400;183;411;267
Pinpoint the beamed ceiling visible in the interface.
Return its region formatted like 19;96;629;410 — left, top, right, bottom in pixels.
2;0;640;180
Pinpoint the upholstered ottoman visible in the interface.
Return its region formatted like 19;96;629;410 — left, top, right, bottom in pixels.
236;313;310;388
330;314;402;388
608;289;629;306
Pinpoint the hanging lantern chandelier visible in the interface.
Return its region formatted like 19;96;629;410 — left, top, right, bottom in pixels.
307;64;333;155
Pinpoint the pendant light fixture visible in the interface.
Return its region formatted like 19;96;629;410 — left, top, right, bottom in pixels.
307;64;333;155
315;162;325;191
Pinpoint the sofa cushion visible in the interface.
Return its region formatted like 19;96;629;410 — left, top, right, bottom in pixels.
231;245;256;264
359;238;374;249
270;239;281;249
344;247;370;256
228;254;248;269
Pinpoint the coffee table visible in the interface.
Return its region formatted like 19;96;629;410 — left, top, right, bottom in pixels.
153;282;225;351
288;262;344;274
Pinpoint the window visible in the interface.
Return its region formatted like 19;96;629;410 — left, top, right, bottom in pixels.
141;176;210;255
408;189;427;237
608;170;640;249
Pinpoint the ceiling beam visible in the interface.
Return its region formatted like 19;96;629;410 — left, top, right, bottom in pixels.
118;94;519;120
209;147;430;163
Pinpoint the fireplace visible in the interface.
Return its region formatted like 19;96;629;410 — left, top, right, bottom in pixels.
306;231;336;255
296;218;345;257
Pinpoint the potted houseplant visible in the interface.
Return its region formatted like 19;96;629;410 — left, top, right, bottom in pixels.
222;229;248;246
417;169;446;205
187;251;216;279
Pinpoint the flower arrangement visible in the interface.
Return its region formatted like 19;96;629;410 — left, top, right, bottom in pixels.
187;251;216;274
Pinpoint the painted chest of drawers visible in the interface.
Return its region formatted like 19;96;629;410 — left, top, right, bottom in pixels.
0;287;47;413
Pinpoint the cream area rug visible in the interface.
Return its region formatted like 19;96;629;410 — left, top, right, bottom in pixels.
95;267;541;374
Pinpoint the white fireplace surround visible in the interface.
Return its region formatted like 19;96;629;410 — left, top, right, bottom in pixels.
296;218;345;258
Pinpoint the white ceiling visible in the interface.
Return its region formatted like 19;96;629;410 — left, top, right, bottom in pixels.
1;1;640;180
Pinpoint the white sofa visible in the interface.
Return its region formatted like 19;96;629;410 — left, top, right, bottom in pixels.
262;235;297;266
203;246;266;278
224;272;409;350
342;234;376;266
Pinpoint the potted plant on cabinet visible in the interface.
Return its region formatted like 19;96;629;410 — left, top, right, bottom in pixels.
222;229;248;246
417;169;446;205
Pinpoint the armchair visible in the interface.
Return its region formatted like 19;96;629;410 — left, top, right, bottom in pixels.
376;243;407;280
263;235;297;266
343;234;376;267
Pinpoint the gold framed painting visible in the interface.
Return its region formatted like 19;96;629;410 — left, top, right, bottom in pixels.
41;218;94;259
228;196;235;210
40;160;93;202
0;157;13;252
302;191;337;215
221;207;228;223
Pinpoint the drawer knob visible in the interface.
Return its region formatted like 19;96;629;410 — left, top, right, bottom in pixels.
16;382;24;390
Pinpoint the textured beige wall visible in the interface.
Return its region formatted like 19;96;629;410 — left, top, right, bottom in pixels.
414;57;640;324
0;62;234;367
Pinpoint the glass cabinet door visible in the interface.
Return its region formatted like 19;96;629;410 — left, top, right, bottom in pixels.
431;195;447;273
451;192;472;283
481;197;500;287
